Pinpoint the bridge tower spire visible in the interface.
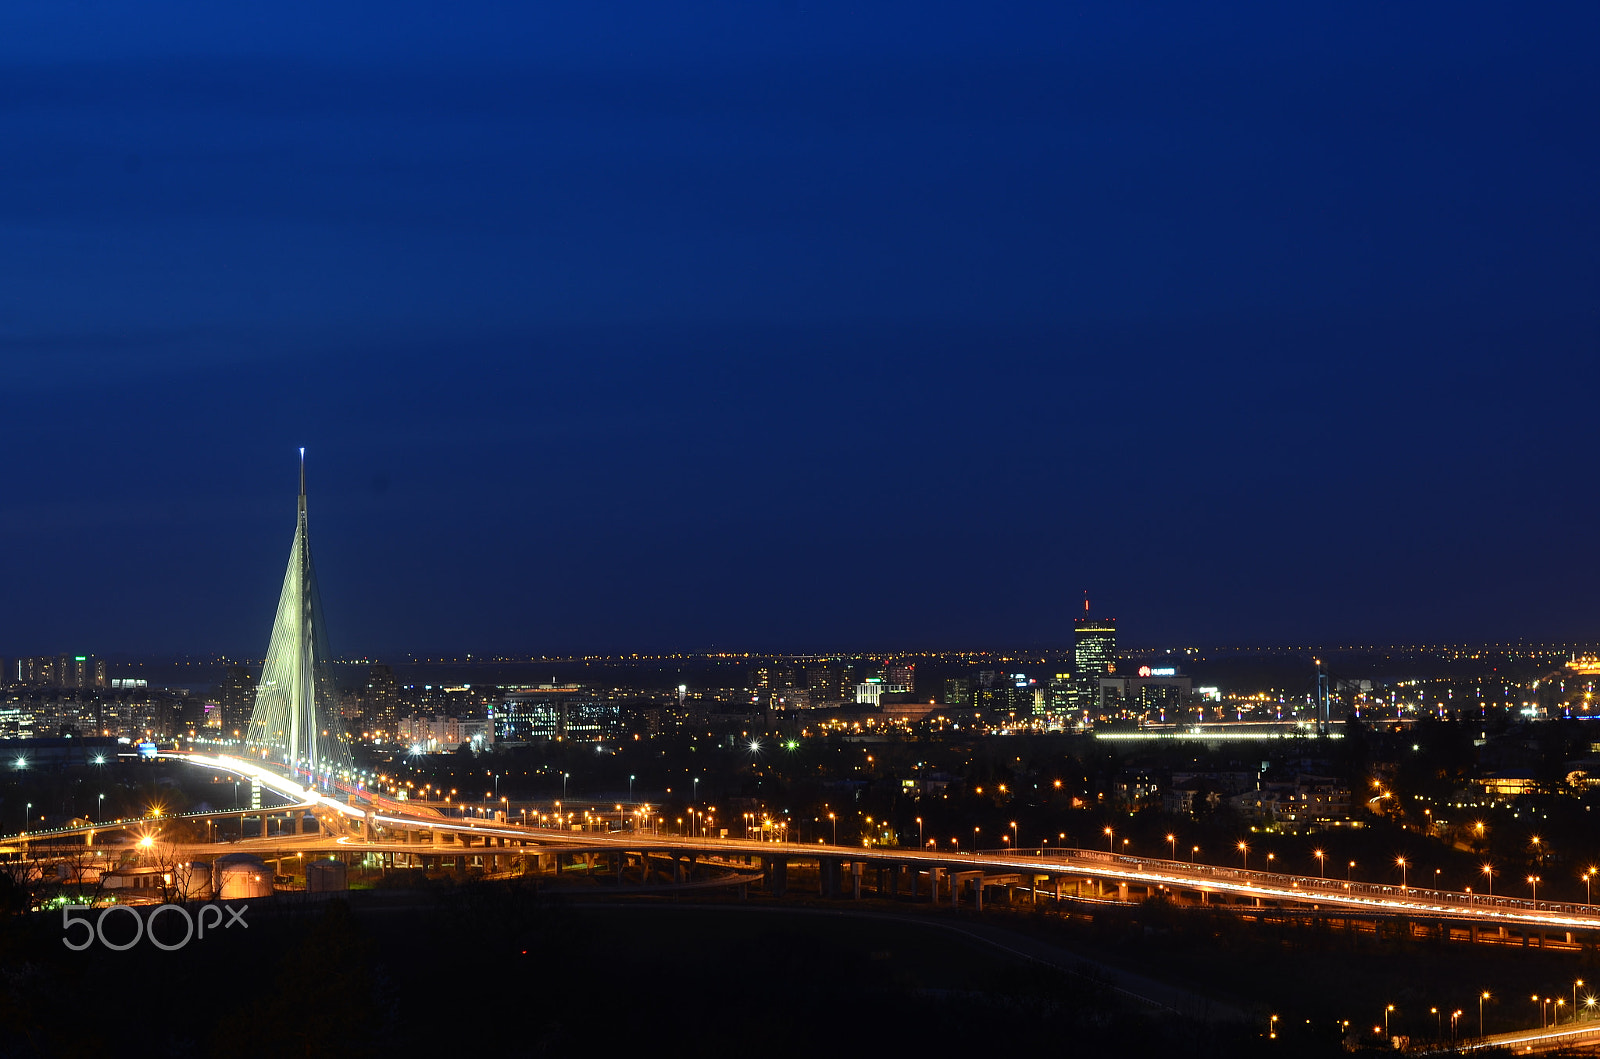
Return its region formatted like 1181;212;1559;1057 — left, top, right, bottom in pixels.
245;451;352;783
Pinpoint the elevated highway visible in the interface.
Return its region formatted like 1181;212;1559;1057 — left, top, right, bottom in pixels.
16;751;1597;946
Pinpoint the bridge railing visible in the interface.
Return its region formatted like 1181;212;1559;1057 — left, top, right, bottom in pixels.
908;845;1595;920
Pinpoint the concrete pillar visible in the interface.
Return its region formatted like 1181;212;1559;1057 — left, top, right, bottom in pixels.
973;878;983;912
851;861;863;900
771;858;787;896
910;866;919;901
928;866;941;903
1118;881;1129;902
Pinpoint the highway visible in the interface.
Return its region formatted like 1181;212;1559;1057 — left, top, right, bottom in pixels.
16;751;1594;939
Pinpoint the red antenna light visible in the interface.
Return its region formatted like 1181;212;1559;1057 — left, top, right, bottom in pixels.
1083;590;1090;614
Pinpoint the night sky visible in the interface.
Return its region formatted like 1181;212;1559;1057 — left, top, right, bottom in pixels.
2;2;1596;656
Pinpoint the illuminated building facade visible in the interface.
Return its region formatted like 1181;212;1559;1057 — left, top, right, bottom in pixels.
1073;615;1117;710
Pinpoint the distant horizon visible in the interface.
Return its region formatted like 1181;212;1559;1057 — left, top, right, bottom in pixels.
60;637;1600;667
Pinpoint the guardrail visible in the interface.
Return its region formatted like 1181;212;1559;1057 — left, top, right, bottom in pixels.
965;847;1596;919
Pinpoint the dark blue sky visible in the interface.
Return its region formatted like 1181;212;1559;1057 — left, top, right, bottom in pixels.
2;2;1596;655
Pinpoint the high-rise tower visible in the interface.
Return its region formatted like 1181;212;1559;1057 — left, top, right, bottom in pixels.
1072;593;1116;714
245;452;352;780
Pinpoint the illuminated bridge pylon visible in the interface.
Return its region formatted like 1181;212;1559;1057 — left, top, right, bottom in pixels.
244;451;352;784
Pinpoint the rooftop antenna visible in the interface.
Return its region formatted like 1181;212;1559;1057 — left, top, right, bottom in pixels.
1083;590;1090;615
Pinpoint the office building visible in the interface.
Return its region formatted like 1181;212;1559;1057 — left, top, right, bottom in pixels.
1073;611;1117;711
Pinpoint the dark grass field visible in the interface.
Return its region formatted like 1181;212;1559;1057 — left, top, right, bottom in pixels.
6;881;1586;1057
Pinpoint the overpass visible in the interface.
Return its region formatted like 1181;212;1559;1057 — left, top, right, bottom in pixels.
8;748;1598;946
101;750;1600;947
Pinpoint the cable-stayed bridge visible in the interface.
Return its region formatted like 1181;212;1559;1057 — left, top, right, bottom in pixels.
10;457;1600;961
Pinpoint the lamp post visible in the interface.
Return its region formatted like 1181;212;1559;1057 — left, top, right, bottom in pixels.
1431;1007;1440;1039
1397;856;1408;890
1576;980;1585;1020
1529;875;1540;909
1384;1004;1395;1039
1010;821;1019;851
1104;826;1114;853
1238;841;1248;870
563;772;569;801
629;774;635;803
1348;860;1356;883
829;812;836;846
1191;845;1200;863
1314;849;1325;878
1167;833;1177;861
1482;864;1494;896
97;793;104;823
916;817;923;849
1480;992;1490;1037
1586;872;1594;906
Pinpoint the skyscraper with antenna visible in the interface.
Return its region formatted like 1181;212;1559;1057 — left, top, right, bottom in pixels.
1073;592;1117;716
244;451;352;781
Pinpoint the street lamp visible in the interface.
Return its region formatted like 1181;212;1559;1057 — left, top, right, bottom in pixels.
1104;826;1114;853
1396;856;1408;890
629;774;636;803
1314;849;1325;878
1480;991;1490;1037
97;793;104;823
1586;871;1595;906
1191;845;1200;863
1237;841;1248;870
916;817;923;848
1384;1004;1395;1038
1529;874;1540;908
1166;833;1176;860
1482;863;1495;896
1010;821;1019;851
563;772;569;800
1348;860;1356;883
828;812;836;846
